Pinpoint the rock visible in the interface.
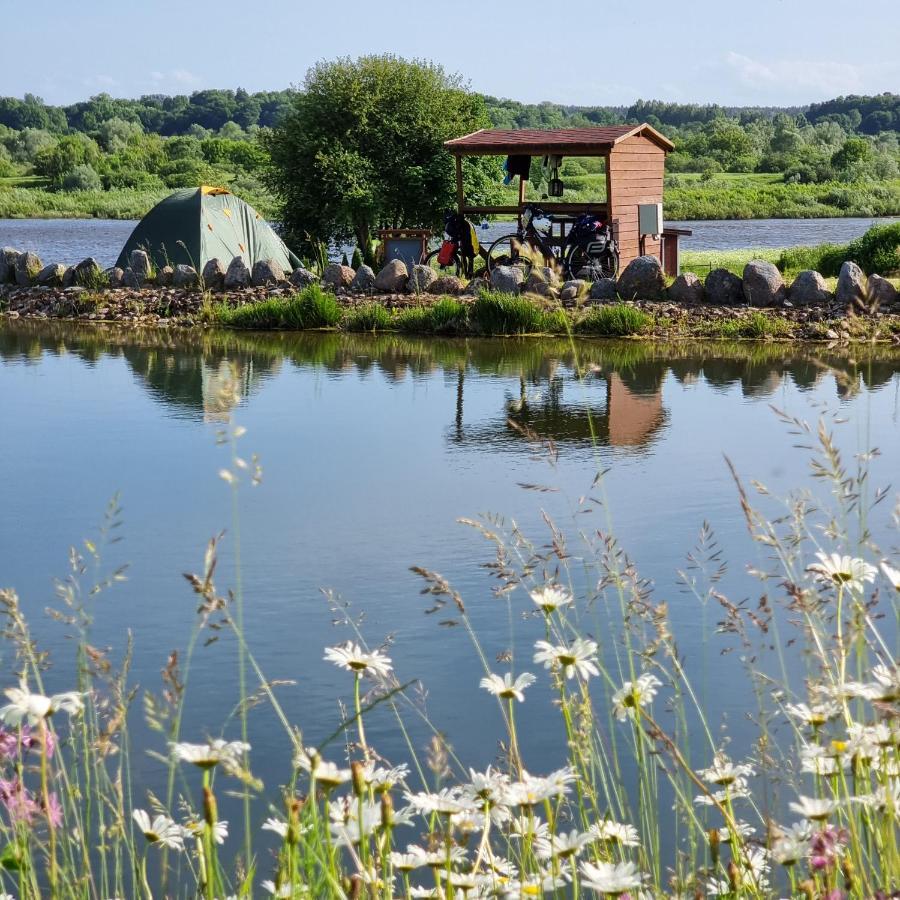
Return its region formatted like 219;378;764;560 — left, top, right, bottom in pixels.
590;278;618;302
427;275;465;295
374;260;409;293
789;270;830;306
490;265;524;294
523;267;561;296
73;257;102;287
321;263;354;290
742;260;785;307
667;272;704;304
224;256;251;289
836;261;866;306
202;258;226;291
15;251;43;286
105;266;125;288
252;258;285;287
705;268;744;306
616;255;665;301
407;264;436;294
129;249;153;283
62;266;76;288
0;248;20;284
866;273;897;308
560;279;587;302
290;267;318;289
172;264;199;289
36;263;66;287
157;265;174;287
349;264;376;292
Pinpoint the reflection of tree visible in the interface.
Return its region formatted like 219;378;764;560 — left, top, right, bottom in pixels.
0;322;897;433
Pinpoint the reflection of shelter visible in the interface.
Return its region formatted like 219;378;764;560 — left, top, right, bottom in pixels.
445;124;683;271
451;365;667;452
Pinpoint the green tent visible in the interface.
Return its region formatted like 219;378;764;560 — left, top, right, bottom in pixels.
116;187;301;273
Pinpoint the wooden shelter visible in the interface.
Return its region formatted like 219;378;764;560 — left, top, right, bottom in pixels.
444;124;687;272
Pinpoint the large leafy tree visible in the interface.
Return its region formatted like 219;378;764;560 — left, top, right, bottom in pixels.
262;55;502;254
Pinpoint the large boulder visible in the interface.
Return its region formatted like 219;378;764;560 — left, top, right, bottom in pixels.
407;264;436;294
705;268;744;306
322;263;354;290
667;272;704;304
290;267;318;289
789;270;830;306
156;266;174;287
350;264;376;292
62;266;77;288
73;257;103;287
129;249;153;284
490;265;524;294
172;264;199;289
616;255;665;301
202;258;226;291
836;261;866;306
867;273;898;308
523;267;560;297
0;248;20;284
590;278;618;302
742;260;785;306
15;251;43;286
36;263;66;287
251;258;285;287
105;266;125;288
374;259;408;293
560;279;587;303
428;275;465;295
224;256;251;289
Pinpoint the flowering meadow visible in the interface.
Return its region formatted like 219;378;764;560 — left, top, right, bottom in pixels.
0;381;897;899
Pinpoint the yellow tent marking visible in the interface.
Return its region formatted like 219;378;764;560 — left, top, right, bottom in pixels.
201;185;230;196
222;209;232;218
239;242;245;253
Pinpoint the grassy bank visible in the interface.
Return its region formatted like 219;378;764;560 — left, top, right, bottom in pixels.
3;173;899;222
0;364;896;896
202;285;900;343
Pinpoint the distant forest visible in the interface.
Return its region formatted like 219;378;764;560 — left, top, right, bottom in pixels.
0;89;896;212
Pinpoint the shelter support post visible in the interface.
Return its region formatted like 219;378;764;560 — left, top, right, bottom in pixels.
455;155;464;213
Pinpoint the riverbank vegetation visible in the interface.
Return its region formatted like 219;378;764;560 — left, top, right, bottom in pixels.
0;80;897;225
0;341;896;895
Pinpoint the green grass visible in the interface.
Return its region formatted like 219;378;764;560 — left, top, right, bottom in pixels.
394;297;469;335
213;285;342;329
470;289;557;335
699;310;795;339
576;303;652;336
342;302;393;332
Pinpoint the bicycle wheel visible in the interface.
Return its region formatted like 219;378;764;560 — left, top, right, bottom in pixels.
422;248;461;277
486;235;536;279
565;244;619;281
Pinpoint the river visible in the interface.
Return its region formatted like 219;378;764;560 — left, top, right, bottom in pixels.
0;215;898;267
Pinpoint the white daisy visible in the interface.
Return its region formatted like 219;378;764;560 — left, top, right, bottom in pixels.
788;795;838;821
699;753;755;786
580;859;645;895
480;671;536;702
881;561;900;592
533;638;599;681
590;819;641;847
324;641;392;678
807;552;877;591
294;747;350;788
535;827;591;860
0;681;83;726
612;674;662;721
170;739;249;772
785;701;840;727
132;809;185;851
184;818;228;844
530;585;573;612
390;846;428;871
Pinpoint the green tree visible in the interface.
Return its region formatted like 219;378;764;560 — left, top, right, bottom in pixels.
34;134;100;187
263;55;502;253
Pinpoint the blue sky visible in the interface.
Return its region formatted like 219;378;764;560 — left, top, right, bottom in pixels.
5;0;898;107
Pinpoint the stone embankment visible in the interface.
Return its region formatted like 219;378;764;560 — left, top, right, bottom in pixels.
2;247;899;340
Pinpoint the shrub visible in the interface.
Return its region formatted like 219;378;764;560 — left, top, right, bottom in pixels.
848;221;900;274
342;303;392;332
711;311;793;339
576;303;651;336
470;290;547;335
61;164;102;192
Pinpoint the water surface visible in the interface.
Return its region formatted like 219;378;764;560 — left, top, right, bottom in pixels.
0;323;898;839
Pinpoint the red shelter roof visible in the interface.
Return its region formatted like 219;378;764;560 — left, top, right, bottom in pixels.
444;124;674;156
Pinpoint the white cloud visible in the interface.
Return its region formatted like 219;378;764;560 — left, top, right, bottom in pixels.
146;69;202;92
82;74;119;90
724;52;867;99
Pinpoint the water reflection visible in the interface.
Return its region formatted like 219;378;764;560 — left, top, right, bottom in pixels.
1;322;898;449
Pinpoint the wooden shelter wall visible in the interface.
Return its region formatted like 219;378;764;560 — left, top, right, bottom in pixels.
607;137;665;268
